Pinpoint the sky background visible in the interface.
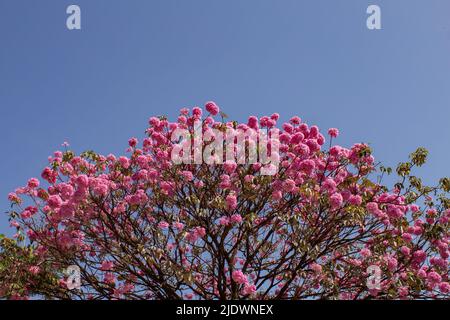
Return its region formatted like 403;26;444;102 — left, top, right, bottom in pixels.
1;0;449;236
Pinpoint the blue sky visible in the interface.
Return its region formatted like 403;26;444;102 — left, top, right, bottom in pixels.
1;0;449;235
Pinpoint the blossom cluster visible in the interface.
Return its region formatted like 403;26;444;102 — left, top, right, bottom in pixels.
3;102;449;300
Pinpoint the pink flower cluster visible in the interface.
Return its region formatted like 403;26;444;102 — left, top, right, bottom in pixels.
4;102;448;300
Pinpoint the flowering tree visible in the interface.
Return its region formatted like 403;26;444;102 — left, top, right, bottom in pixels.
1;102;449;300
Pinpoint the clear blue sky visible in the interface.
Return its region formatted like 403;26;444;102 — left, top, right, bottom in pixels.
1;0;449;235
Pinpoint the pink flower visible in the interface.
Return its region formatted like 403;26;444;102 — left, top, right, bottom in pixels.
387;257;398;271
299;159;315;174
41;167;57;184
328;128;339;138
398;286;409;297
47;195;63;209
226;194;237;211
219;217;230;226
101;261;114;271
348;195;362;206
427;271;442;284
27;178;40;189
416;269;427;279
270;113;280;121
310;263;323;274
128;137;138;147
20;210;32;219
290;132;304;144
192;107;202;118
232;270;248;285
366;202;379;214
322;178;336;193
76;175;89;188
8;192;21;203
272;190;282;201
330;193;343;209
160;181;174;195
283;179;296;192
401;233;413;243
181;171;194;182
242;283;257;295
413;250;426;263
158;221;169;229
223;161;237;174
195;180;204;188
400;246;411;256
119;156;130;169
244;175;254;183
205;101;220;116
104;272;116;284
29;266;40;275
248;116;259;129
194;227;206;238
290;116;301;125
439;282;450;293
173;222;184;231
230;214;243;224
282;123;293;133
359;248;372;259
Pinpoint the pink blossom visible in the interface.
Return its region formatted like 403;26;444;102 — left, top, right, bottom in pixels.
232;270;248;285
192;107;202;118
7;192;21;203
27;178;40;189
330;193;343;209
289;116;301;125
310;263;323;274
224;161;237;174
47;195;63;209
360;248;372;259
242;283;257;295
226;194;237;211
328;128;339;138
119;156;130;169
205;101;220;116
195;227;206;238
181;171;194;181
322;178;336;193
128;137;138;147
173;222;184;231
104;272;116;284
29;266;40;275
348;195;362;206
230;214;243;224
401;233;413;243
413;250;427;263
101;261;114;271
387;257;398;271
400;246;411;256
439;282;450;293
219;217;230;226
427;271;442;284
5;107;448;300
248;116;258;129
283;179;296;192
158;221;169;229
398;286;409;297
